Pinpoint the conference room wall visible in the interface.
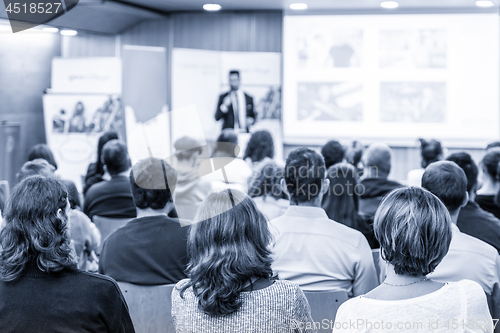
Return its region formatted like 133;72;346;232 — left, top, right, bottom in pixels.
0;32;61;184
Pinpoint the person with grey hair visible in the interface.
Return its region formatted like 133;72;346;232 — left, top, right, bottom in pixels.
358;143;403;248
99;157;188;285
422;161;500;322
172;136;213;221
83;140;136;220
334;187;492;333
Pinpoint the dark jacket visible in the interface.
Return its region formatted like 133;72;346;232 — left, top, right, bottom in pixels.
215;91;255;132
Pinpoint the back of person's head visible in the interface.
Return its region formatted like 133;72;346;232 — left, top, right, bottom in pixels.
130;158;177;210
101;140;130;175
16;159;55;183
0;176;75;281
181;189;274;316
213;130;239;157
284;147;325;204
480;148;500;182
322;163;359;225
95;131;119;174
27;144;58;170
243;130;274;163
60;180;81;209
421;161;467;212
374;187;452;276
248;162;287;200
321;140;344;169
446;152;478;194
487;141;500;151
419;139;443;168
174;136;203;161
345;140;364;167
362;142;392;177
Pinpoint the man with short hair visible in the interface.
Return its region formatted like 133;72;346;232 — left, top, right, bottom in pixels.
83;140;136;220
358;143;403;248
447;152;500;253
422;161;500;319
99;157;188;285
270;147;378;295
215;70;255;133
321;139;345;169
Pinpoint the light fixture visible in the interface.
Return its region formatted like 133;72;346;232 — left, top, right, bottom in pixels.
380;1;399;9
289;3;308;10
475;0;495;7
203;4;221;11
42;27;59;33
60;29;77;36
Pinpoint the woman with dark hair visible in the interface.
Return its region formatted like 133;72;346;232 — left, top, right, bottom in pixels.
333;187;492;332
407;138;443;187
248;161;289;220
172;190;314;332
27;143;58;170
83;131;119;193
477;149;500;219
0;176;134;332
243;130;275;171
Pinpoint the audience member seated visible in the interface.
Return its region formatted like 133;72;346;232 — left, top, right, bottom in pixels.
172;190;314;332
27;143;58;171
406;138;443;187
334;187;492;333
448;152;500;253
203;130;253;193
358;143;403;248
248;161;289;220
243;130;275;172
172;136;213;221
83;131;119;194
271;148;377;295
83;140;136;220
16;158;55;182
487;141;500;151
99;157;188;285
321;139;344;169
344;140;364;176
322;162;376;248
61;180;101;271
0;176;134;332
477;149;500;219
421;162;500;314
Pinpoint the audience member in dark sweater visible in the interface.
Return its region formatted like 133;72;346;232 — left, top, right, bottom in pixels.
322;162;376;248
84;139;136;220
99;157;188;285
358;143;403;248
321;139;345;169
476;148;500;219
448;152;500;253
0;176;134;333
83;131;119;194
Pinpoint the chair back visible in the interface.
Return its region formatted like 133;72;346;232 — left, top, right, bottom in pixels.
118;282;175;333
303;289;348;332
92;215;131;254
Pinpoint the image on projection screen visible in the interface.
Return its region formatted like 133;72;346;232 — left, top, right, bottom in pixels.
380;82;446;123
297;82;363;122
283;14;499;147
296;29;363;68
380;29;447;69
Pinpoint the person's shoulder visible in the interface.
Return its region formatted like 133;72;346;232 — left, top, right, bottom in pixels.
173;278;191;293
78;270;123;294
455;231;499;259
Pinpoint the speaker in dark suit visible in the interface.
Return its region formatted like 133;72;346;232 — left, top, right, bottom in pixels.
214;70;255;133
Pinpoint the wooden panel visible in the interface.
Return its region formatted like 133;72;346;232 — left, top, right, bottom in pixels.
65;33;117;57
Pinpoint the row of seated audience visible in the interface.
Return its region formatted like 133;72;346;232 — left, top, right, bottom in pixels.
2;129;500;331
